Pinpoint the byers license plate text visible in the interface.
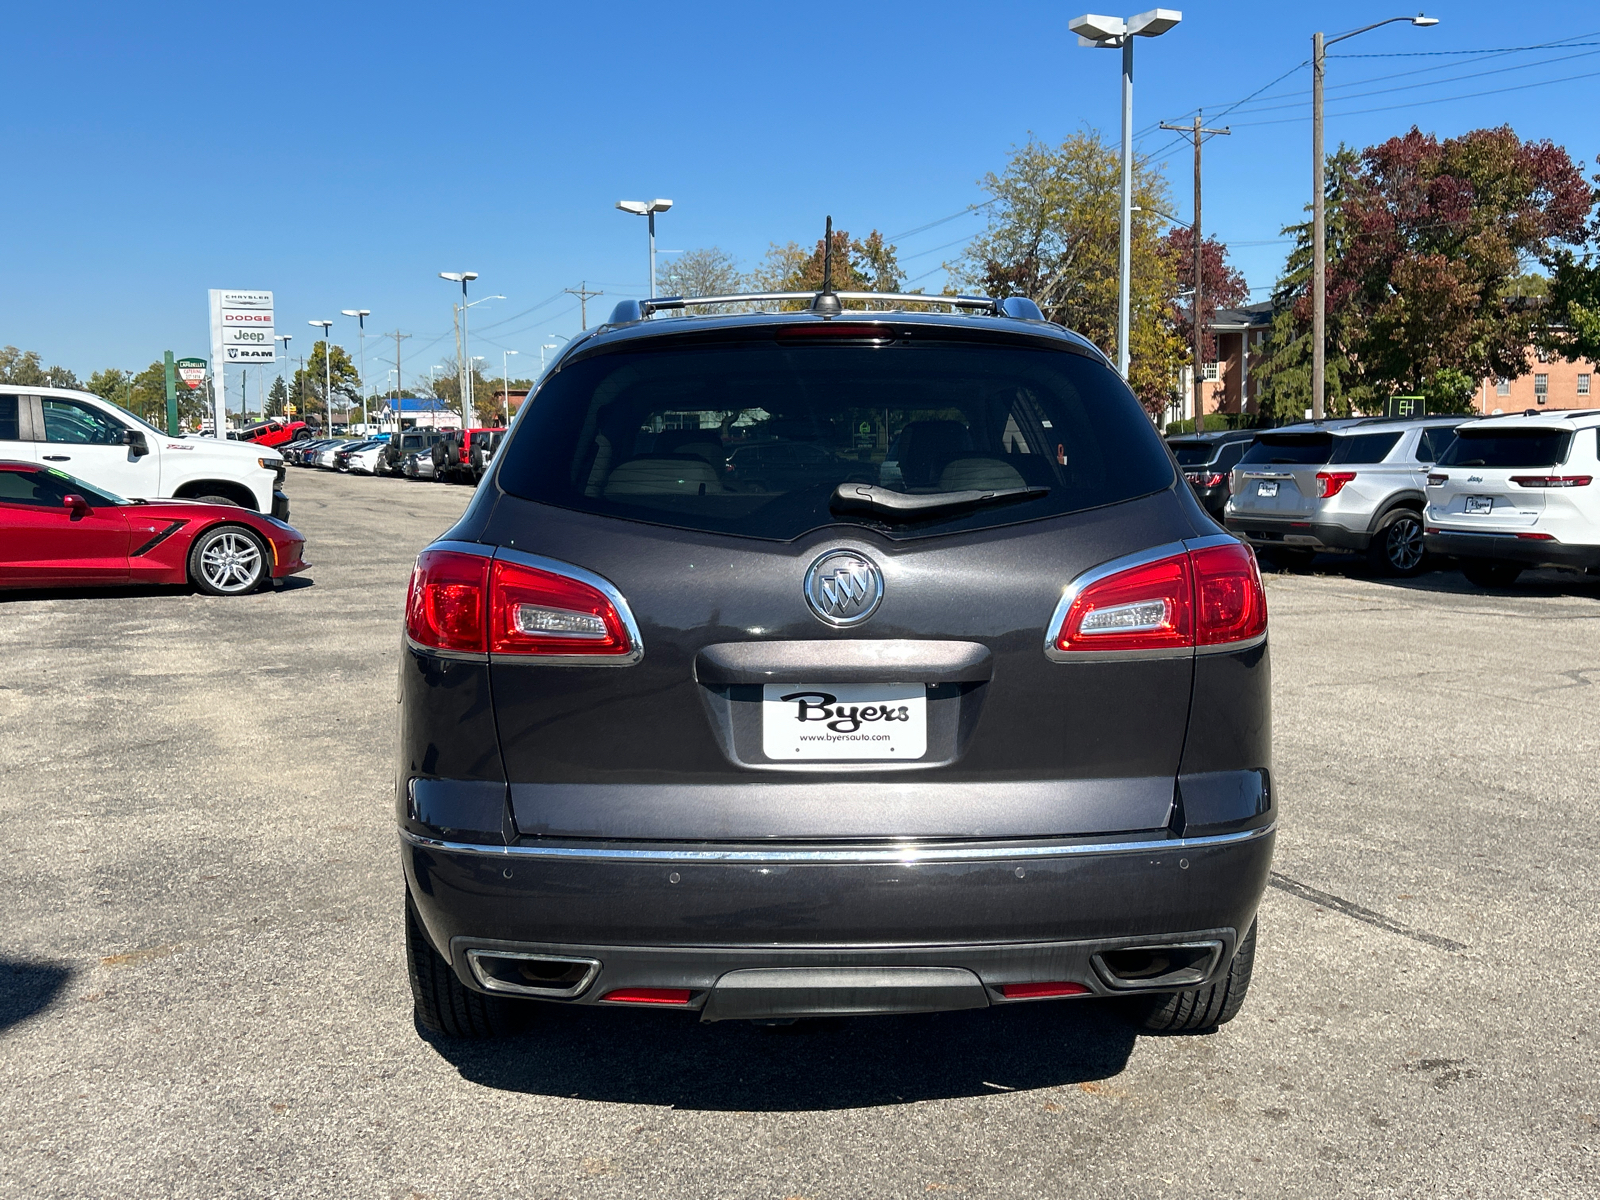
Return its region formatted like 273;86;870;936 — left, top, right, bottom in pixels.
762;683;928;760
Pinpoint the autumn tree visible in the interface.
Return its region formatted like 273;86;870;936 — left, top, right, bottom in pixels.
659;247;744;300
958;131;1182;416
752;228;907;305
1542;159;1600;363
1258;128;1589;419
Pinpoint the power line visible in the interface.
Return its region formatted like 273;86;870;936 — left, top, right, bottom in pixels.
1230;65;1600;128
884;200;995;244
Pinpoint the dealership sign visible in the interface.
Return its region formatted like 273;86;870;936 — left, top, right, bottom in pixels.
209;290;276;363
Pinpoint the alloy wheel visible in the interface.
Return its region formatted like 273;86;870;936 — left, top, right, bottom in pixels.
1385;515;1425;573
199;531;264;593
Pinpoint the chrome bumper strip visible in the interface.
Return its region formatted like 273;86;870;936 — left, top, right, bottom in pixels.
399;822;1275;866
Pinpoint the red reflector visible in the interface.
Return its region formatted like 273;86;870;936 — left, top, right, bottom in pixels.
405;549;489;653
489;559;632;657
1191;541;1269;646
775;323;896;342
602;988;691;1006
1316;470;1357;498
1001;981;1091;999
1511;475;1592;488
1516;532;1555;540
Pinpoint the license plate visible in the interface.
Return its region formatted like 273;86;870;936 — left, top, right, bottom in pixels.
1465;495;1493;514
762;683;927;760
1256;480;1279;497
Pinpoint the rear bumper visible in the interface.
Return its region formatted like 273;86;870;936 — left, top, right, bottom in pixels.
1225;516;1371;553
402;823;1275;1016
1424;528;1600;569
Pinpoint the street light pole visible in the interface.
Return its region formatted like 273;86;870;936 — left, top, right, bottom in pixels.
1070;9;1181;381
341;309;370;431
616;199;674;298
274;335;292;418
501;349;518;428
308;320;334;432
439;272;478;423
1311;13;1437;420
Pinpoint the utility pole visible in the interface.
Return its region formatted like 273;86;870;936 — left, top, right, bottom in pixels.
565;281;604;330
1161;112;1229;434
388;330;411;432
452;303;464;425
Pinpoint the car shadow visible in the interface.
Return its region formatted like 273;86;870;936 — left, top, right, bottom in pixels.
0;957;72;1033
0;577;314;602
1263;555;1600;600
427;998;1140;1112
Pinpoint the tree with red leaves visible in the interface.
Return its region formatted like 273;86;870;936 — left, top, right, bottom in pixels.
1158;226;1249;369
1258;127;1590;418
1542;160;1600;365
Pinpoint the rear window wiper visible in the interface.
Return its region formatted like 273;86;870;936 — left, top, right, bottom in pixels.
829;482;1049;521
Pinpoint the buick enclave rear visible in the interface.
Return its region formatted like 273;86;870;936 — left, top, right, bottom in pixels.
398;294;1274;1037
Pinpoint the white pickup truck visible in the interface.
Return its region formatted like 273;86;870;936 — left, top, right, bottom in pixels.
0;386;288;518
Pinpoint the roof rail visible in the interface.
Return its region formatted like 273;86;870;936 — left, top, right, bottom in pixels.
605;292;1045;325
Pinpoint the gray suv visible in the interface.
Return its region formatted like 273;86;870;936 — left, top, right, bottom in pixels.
1225;417;1464;574
398;290;1274;1037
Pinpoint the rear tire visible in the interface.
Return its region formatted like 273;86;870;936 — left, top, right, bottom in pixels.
1366;508;1426;576
1461;559;1524;589
187;524;269;596
192;494;241;507
405;894;526;1038
1134;919;1257;1033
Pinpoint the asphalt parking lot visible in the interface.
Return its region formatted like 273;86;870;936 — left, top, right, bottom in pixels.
2;468;1596;1198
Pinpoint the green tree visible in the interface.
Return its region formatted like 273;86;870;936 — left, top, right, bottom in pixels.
751;228;907;306
0;346;78;388
292;342;360;427
265;375;289;418
956;130;1182;416
1542;161;1600;363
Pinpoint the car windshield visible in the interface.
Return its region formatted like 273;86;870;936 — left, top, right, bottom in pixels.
38;465;129;505
1238;433;1335;465
495;336;1175;541
93;396;165;437
1437;428;1574;468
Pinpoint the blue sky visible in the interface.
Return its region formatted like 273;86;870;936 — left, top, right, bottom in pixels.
5;1;1599;406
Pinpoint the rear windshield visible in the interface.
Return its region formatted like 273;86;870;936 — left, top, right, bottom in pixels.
494;338;1175;541
1239;433;1334;465
1168;440;1217;467
1437;428;1573;468
1329;431;1402;464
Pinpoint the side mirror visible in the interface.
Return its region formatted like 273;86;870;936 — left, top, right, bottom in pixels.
63;493;91;518
123;430;150;457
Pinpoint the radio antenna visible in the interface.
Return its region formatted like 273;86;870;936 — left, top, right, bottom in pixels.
822;215;834;293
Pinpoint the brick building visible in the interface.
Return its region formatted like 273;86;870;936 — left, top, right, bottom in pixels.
1475;353;1598;414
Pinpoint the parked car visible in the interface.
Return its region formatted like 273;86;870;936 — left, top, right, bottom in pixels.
432;427;506;483
1166;429;1260;520
402;452;436;481
334;438;387;472
344;440;389;475
1424;410;1600;587
399;290;1272;1039
0;460;307;594
287;438;338;467
0;387;288;518
381;429;446;475
239;420;310;448
1224;416;1466;574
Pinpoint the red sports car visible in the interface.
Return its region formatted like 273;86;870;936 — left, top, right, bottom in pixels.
0;460;308;595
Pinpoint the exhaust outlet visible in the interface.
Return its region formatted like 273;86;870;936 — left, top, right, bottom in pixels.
466;950;601;998
1091;940;1223;991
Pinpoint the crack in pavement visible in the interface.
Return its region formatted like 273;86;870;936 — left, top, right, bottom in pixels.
1268;871;1467;952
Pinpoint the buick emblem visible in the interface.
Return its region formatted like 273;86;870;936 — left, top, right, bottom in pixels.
803;550;884;626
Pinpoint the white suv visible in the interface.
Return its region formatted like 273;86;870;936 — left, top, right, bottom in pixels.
0;387;287;518
1424;410;1600;587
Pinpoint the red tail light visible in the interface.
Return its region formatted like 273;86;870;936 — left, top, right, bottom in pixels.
405;550;636;659
1316;471;1357;498
490;560;633;657
1427;473;1448;487
1516;532;1556;541
1185;471;1225;488
1511;475;1592;487
1054;552;1193;654
1001;981;1090;999
1052;541;1266;656
1190;542;1269;647
406;549;489;653
601;988;691;1006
